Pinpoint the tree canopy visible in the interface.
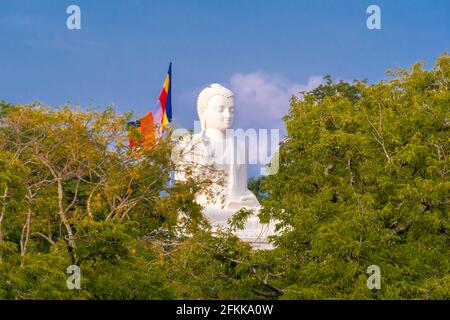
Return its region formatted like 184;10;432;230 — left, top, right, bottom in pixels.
258;53;449;299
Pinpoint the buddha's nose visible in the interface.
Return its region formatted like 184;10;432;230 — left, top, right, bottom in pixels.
224;109;231;119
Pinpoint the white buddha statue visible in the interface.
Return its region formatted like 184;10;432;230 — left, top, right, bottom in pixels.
175;83;276;249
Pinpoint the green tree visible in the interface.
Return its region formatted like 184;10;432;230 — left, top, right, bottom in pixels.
0;103;211;299
260;53;450;299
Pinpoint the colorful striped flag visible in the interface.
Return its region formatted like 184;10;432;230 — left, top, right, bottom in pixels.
128;62;172;151
140;112;155;150
158;62;172;131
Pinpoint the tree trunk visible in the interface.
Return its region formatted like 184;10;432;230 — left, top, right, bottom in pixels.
56;178;78;265
20;206;32;266
0;187;9;264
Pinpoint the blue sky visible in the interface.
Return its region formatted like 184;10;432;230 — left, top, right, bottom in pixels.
1;0;449;135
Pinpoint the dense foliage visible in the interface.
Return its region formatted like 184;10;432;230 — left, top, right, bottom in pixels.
0;53;448;299
259;53;450;299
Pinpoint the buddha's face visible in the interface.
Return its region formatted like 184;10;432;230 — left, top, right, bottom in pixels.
203;95;235;131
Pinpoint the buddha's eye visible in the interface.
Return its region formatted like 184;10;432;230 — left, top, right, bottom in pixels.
216;106;224;112
229;107;235;113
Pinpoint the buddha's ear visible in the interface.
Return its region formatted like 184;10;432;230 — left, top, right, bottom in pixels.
200;116;206;131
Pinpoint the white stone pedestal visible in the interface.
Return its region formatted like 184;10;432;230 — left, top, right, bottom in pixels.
203;206;276;250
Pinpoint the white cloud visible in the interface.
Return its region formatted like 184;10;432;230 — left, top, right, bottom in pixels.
228;72;323;130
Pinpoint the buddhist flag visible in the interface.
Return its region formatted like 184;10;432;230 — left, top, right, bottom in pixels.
158;62;172;131
140;112;155;150
128;62;172;150
128;111;155;151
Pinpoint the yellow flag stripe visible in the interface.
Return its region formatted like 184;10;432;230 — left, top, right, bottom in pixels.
163;75;170;92
162;112;169;126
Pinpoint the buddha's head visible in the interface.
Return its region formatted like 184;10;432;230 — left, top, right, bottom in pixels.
197;83;235;132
